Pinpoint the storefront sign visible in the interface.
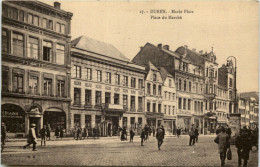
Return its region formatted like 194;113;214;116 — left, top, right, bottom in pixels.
2;111;23;118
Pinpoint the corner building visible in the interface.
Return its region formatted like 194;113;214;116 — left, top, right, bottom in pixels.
70;36;146;136
1;1;73;137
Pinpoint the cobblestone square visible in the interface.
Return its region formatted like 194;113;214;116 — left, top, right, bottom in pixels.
1;136;258;166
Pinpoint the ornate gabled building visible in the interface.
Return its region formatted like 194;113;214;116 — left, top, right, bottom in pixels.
1;1;73;137
70;35;146;136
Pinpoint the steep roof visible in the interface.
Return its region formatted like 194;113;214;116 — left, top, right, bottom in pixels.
239;92;259;102
71;36;129;62
158;67;174;82
175;46;204;67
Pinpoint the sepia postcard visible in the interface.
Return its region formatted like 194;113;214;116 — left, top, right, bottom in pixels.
1;0;259;166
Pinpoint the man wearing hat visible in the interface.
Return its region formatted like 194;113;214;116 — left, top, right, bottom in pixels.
23;123;37;151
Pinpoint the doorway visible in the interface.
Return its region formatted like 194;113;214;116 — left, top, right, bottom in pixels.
29;117;41;137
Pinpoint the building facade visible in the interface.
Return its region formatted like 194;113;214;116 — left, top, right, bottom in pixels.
1;1;73;137
70;36;146;136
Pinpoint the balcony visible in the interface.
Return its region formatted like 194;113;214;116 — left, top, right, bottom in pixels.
208;76;217;83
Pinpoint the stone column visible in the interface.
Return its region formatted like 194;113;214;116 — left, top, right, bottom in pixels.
25;115;30;136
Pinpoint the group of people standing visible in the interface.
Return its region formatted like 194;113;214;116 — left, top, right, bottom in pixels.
141;125;165;150
55;126;65;139
188;124;199;146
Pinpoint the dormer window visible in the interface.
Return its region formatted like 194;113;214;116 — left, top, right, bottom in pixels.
153;73;157;81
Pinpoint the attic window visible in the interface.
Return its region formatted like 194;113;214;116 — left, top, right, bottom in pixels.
153;74;157;81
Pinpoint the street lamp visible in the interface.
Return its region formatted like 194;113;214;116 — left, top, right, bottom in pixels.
226;56;237;114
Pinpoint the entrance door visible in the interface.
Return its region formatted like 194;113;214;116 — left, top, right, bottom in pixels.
111;116;119;136
29;117;40;137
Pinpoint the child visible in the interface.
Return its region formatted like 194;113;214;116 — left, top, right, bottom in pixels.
140;129;145;146
130;129;135;142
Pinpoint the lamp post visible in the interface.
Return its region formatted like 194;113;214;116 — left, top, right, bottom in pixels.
227;56;237;114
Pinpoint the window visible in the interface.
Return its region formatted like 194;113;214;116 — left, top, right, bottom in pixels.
43;78;52;96
183;98;186;110
164;105;167;114
168;105;171;115
172;93;175;100
147;103;151;113
48;20;53;30
165;91;167;99
138;97;143;110
194;101;197;112
196;83;198;93
86;68;92;80
229;91;233;99
43;41;52;62
169;79;172;87
131;96;135;110
158;104;161;113
178;98;182;109
85;90;92;105
56;44;65;64
172;106;175;115
123;117;127;128
33;15;39;26
97;70;102;82
123;95;128;108
131;77;136;88
13;73;23;93
57;80;65;97
200;84;203;94
2;30;8;52
189;82;192;92
56;22;61;32
95;91;101;105
75;65;81;78
19;10;24;22
105;92;111;104
29;76;38;94
179;79;182;90
61;24;65;34
115;74;120;85
28;14;33;24
12;32;24;56
123;76;128;86
74;88;81;105
42;18;47;28
158;85;162;95
28;37;38;59
74;114;81;127
138;79;143;89
85;115;91;128
2;6;8;17
184;80;187;91
188;99;191;110
153;73;157;81
114;94;119;105
2;67;9;92
147;83;151;94
105;72;111;83
130;117;135;129
153;103;156;112
229;78;233;87
169;92;171;100
138;117;142;128
153;84;156;95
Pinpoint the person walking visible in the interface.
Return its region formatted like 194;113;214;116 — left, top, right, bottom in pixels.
55;126;60;139
189;124;195;146
59;126;64;140
140;129;145;146
176;127;181;138
156;125;165;150
130;129;135;142
39;125;47;146
83;126;87;140
1;122;6;152
46;125;51;141
194;127;199;143
23;123;38;151
226;124;232;139
214;126;229;166
235;126;253;167
152;126;155;137
77;127;82;140
144;125;149;142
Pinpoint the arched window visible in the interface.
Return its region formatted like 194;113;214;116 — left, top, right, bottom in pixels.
184;80;187;91
179;79;182;90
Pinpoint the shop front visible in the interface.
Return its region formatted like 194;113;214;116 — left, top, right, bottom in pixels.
146;112;164;129
176;116;191;134
43;108;66;132
204;112;217;134
163;116;176;135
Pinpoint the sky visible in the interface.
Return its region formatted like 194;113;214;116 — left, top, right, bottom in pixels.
41;0;259;93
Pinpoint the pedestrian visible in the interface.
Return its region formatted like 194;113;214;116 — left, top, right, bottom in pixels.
73;126;77;140
130;129;135;142
194;127;199;143
189;124;195;146
39;125;47;146
176;126;181;138
214;126;229;166
226;124;232;139
235;126;253;167
252;125;258;150
216;125;221;135
152;126;155;137
140;129;145;146
1;122;6;152
83;126;87;139
55;126;60;139
59;126;64;140
77;127;82;140
23;123;37;151
149;126;152;136
144;125;149;142
156;125;165;150
46;124;51;141
93;126;96;139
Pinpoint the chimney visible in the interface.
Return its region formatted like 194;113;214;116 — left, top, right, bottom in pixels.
54;2;61;9
199;50;203;54
158;44;162;49
163;45;169;50
184;45;188;49
192;48;196;52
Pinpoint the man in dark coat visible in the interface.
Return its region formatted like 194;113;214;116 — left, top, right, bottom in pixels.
144;125;149;141
23;123;37;151
252;126;258;150
39;125;47;146
214;126;229;166
156;125;165;150
194;128;199;143
130;129;135;142
235;126;252;167
140;129;145;146
226;124;232;138
189;124;195;146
